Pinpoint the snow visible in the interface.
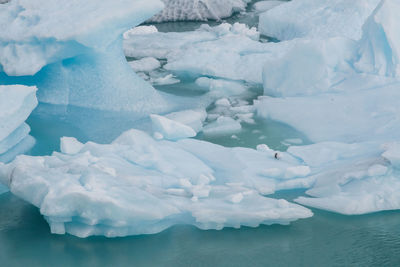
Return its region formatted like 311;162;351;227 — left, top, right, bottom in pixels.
148;0;251;23
0;129;312;237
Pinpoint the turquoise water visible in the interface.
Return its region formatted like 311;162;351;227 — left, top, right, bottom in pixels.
2;1;400;266
1;191;400;266
0;100;398;266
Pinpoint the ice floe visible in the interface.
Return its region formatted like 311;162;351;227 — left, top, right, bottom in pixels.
0;129;312;237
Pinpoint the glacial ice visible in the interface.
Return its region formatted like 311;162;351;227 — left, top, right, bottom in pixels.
253;1;285;13
258;0;381;41
150;114;197;140
0;129;312;237
254;0;400;215
148;0;251;23
124;23;270;84
0;85;37;162
0;0;199;114
291;141;400;215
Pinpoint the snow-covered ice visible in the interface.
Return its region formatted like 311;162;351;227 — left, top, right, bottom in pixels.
0;129;312;237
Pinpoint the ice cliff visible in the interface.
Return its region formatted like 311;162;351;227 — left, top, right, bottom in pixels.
0;85;37;162
0;0;193;113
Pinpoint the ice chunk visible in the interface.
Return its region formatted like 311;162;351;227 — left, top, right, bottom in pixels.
150;74;180;85
150;114;197;140
128;57;161;72
202;116;242;136
123;25;158;39
60;137;84;155
0;123;30;155
259;0;381;41
0;129;312;237
195;77;247;96
0;135;35;164
165;109;207;133
148;0;251;23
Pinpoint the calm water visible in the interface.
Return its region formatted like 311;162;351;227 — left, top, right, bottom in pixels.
1;191;400;267
0;101;399;266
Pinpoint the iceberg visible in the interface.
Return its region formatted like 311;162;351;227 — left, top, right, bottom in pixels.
257;0;400;143
0;0;198;114
148;0;251;23
0;129;312;237
253;0;400;216
0;85;37;193
258;0;381;41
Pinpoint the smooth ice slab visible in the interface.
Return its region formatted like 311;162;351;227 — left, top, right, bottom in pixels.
0;129;312;237
255;79;400;143
0;123;30;155
0;85;37;142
